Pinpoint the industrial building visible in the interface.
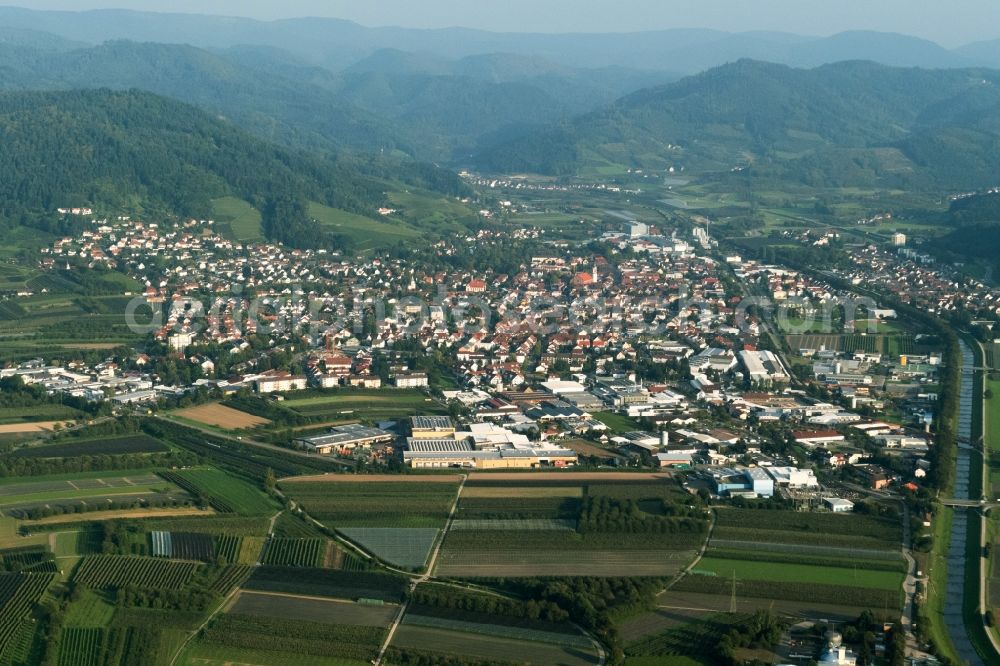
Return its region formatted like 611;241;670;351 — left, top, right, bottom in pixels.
402;423;577;469
294;423;395;455
738;350;790;383
409;416;456;439
708;467;774;498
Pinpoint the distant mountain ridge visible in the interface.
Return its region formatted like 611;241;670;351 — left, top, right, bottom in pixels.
0;38;671;162
478;60;1000;190
0;6;994;72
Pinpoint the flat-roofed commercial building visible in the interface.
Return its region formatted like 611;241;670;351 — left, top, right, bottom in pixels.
403;430;577;470
409;416;456;439
294;423;395;455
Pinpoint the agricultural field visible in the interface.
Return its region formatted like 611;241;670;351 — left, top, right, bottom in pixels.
210;196;264;242
0;572;56;656
390;623;600;666
436;478;706;577
561;439;622;460
0;421;73;434
151;531;216;561
159;467;276;515
338;528;439;569
665;507;905;615
228;590;398;626
73;556;199;589
11;433;168;458
0;404;84;425
309;201;420;253
261;537;325;567
280;388;444;421
173;402;270;430
785;332;918;358
57;627;103;666
243;567;409;603
281;478;461;528
0;471;190;518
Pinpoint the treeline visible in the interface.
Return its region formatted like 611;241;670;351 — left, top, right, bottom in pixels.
13;494;194;521
410;585;569;624
0;450;196;480
386;649;523;666
115;584;216;612
506;577;668;662
718;610;785;666
577;496;707;534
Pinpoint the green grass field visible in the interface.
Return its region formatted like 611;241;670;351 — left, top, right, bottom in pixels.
211;196;264;242
162;468;276;516
0;405;84;424
309;202;419;252
592;411;642;434
63;589;116;628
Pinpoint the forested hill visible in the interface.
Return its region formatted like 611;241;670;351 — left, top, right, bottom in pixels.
478;59;1000;190
0;89;464;248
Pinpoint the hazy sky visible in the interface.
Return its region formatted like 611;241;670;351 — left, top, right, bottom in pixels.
10;0;999;47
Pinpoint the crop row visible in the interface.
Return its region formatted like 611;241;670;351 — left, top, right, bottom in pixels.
244;567;407;603
261;538;324;568
201;614;384;661
707;549;907;572
713;508;901;543
13;435;167;459
209;565;254;595
57;628;102;666
73;556;198;590
216;535;241;563
672;574;899;609
0;573;54;656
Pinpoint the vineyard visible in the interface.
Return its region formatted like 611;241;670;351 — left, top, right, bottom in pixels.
73;556;198;589
194;613;387;663
208;565;254;595
261;538;325;567
151;531;215;561
0;573;54;657
57;627;102;666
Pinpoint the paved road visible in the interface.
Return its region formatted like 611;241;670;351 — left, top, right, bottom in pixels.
941;339;985;666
